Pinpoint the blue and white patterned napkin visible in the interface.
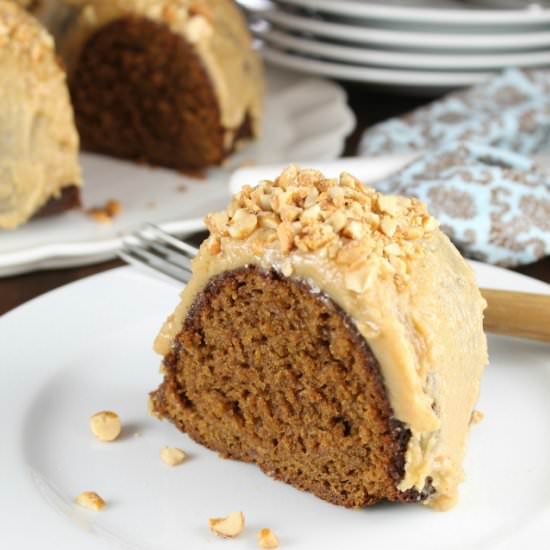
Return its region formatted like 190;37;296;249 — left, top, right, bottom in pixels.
360;68;550;266
360;68;550;157
374;142;550;267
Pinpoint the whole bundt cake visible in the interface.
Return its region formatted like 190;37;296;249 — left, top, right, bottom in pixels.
150;166;488;510
59;0;263;173
0;0;81;229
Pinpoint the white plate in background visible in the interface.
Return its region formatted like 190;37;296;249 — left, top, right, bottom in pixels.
262;48;493;93
0;68;355;277
0;263;549;549
259;28;550;70
271;0;550;26
257;9;550;50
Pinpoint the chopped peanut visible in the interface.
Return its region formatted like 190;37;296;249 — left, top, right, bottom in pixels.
76;491;105;511
89;411;121;442
208;511;245;538
160;447;186;466
258;528;279;549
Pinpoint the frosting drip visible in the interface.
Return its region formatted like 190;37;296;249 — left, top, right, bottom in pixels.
0;0;81;229
154;166;488;510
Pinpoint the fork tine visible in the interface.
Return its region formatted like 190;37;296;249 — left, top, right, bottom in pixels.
118;223;200;284
143;223;199;257
119;243;191;284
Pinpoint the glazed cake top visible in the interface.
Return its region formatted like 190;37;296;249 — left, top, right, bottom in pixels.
155;166;488;510
60;0;263;138
0;0;81;229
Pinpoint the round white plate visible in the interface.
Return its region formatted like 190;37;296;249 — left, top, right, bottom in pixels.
259;28;550;70
1;263;549;549
272;0;550;26
258;9;550;50
262;47;493;92
0;68;355;277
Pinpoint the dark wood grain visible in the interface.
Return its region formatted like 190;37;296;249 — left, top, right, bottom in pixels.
1;86;549;316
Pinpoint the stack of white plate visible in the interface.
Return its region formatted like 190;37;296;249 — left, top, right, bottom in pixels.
239;0;550;95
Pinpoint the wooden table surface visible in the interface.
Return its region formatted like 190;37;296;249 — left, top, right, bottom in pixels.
1;84;549;316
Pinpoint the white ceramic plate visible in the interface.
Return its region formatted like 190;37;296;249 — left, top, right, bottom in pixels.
262;47;493;92
0;68;355;277
272;0;550;26
257;9;550;51
1;263;550;549
259;28;550;70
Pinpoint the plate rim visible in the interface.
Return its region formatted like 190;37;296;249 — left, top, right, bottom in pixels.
272;0;550;25
259;27;550;69
258;9;550;49
262;47;492;87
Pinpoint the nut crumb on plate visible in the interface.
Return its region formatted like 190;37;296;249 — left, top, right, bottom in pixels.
470;409;485;426
89;411;121;442
160;446;186;466
75;491;105;511
208;511;245;538
86;199;122;224
258;528;279;549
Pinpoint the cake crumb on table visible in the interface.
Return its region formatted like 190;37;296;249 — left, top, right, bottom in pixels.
75;491;105;511
160;446;186;466
258;528;279;549
86;199;122;224
208;511;245;538
89;411;121;442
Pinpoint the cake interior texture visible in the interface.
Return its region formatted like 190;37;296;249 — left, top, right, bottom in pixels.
70;16;245;172
152;266;432;507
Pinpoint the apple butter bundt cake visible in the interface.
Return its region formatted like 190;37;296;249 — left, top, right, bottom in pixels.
150;166;488;510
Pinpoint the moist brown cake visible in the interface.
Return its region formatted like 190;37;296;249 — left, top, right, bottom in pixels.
0;0;81;230
154;266;431;507
59;0;263;172
151;166;488;510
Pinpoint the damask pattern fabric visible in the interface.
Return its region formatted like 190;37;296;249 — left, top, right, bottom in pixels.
374;142;550;267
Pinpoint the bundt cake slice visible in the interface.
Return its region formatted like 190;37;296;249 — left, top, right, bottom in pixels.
0;0;81;229
59;0;263;173
151;166;488;510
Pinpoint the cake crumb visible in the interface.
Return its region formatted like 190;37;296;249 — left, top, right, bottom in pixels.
470;410;484;426
89;411;121;442
208;511;245;538
176;185;188;193
160;446;186;466
75;491;105;511
87;199;122;224
258;528;279;549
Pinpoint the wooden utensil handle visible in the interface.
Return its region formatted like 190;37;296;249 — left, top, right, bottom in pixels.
481;288;550;343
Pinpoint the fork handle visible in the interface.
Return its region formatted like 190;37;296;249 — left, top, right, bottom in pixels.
481;288;550;343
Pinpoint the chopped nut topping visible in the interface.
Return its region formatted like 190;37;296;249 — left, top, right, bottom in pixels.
208;511;245;538
75;491;105;511
89;411;121;442
258;528;279;549
160;446;187;466
203;166;441;294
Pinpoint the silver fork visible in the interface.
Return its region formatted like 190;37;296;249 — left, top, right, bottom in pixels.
118;223;198;284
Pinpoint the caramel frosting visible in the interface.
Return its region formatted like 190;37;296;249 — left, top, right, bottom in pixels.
154;166;488;510
0;0;81;230
59;0;263;139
